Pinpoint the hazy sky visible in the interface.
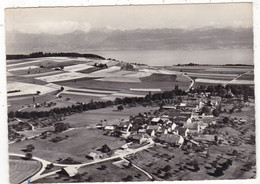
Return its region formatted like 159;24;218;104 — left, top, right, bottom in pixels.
5;3;253;34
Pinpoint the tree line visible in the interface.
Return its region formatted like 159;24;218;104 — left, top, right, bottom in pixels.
8;84;253;119
6;52;105;60
190;84;254;99
8;86;187;119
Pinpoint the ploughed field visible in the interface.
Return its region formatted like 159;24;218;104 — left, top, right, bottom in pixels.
7;57;191;112
7;56;254;113
9;156;41;184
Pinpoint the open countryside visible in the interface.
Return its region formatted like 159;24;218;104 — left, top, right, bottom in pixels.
6;3;256;184
7;52;255;183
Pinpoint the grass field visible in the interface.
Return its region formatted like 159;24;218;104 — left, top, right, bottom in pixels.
9;128;125;163
9;157;41;184
62;105;159;127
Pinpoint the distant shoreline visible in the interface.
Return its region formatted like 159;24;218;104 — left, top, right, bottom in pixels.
6;52;105;60
6;51;254;67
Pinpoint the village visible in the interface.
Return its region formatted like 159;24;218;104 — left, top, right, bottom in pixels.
8;82;256;183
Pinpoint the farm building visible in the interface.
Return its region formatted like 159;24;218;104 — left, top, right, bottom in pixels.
151;117;162;125
87;152;103;160
61;166;78;177
158;134;184;147
104;125;115;130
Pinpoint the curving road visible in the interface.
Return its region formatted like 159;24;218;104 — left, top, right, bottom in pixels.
183;74;195;92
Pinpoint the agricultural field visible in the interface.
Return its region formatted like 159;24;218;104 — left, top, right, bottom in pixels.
9;156;41;184
8;56;254;114
7;56;192;113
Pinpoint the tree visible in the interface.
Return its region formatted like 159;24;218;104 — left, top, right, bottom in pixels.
222;117;230;124
192;159;200;171
201;106;210;114
26;144;35;152
214;135;218;144
212;109;220;117
54;122;70;132
8;111;15;118
117;105;124;111
25;153;32;160
206;150;210;158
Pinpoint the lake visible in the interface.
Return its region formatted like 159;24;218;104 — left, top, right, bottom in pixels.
92;49;254;66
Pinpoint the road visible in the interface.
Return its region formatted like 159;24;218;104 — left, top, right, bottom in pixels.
183;74;195;92
223;70;252;86
10;139;155;183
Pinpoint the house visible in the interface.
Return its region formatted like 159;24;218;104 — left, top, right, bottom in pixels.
162;105;176;110
130;133;150;144
171;123;177;131
117;122;128;131
138;129;146;133
95;124;104;130
185;122;199;134
175;127;189;137
147;125;160;131
87;152;103;160
61;166;78;177
186;104;199;111
99;144;112;154
202;117;216;125
113;159;131;169
151;117;162;125
104;125;115;130
130;133;143;143
158;134;184;147
197;121;208;132
180;102;187;107
146;129;156;137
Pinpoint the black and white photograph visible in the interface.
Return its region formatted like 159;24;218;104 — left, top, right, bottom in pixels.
3;1;257;183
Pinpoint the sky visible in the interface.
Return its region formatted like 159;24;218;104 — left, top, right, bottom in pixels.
5;3;253;35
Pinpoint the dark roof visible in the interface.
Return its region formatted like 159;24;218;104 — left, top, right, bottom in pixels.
131;133;143;140
177;127;188;137
185;123;198;130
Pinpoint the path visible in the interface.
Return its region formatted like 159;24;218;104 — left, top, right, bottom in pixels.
121;157;154;180
223;70;252;87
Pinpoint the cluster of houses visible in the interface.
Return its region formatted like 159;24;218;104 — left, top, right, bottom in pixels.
97;93;222;149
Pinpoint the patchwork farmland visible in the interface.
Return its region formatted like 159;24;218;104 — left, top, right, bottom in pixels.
7;55;255;183
7;56;191;112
